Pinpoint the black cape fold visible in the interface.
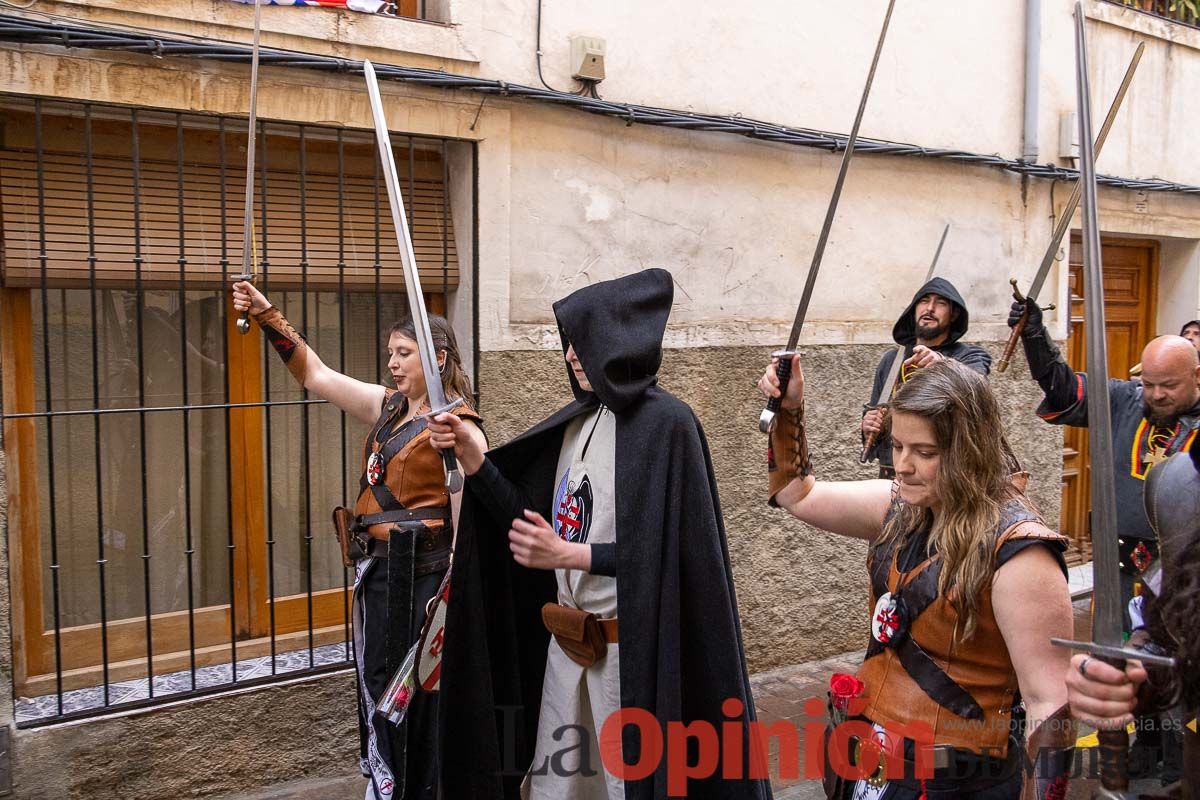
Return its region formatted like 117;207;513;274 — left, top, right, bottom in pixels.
439;268;770;800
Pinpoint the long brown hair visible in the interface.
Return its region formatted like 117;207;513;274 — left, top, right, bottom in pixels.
389;314;475;409
876;359;1020;638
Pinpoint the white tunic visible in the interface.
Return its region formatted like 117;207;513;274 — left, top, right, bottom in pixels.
524;407;623;800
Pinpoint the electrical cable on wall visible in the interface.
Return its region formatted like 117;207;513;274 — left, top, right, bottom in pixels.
1;11;1197;196
535;0;601;99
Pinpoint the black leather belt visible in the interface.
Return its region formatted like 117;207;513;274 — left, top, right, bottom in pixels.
362;524;452;577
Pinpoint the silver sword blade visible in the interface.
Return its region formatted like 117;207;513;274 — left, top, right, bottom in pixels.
362;60;451;415
924;223;950;284
1025;42;1143;304
1075;7;1123;650
783;0;896;352
233;0;263;335
363;61;463;492
240;0;262;278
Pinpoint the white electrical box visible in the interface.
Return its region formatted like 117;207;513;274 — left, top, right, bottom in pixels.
570;36;606;81
1059;111;1079;161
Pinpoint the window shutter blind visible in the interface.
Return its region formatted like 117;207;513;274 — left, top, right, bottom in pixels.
0;108;458;291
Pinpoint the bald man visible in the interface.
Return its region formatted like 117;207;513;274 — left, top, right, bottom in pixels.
1010;302;1200;632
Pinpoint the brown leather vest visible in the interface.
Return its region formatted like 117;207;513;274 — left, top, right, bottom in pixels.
353;391;482;520
856;494;1068;756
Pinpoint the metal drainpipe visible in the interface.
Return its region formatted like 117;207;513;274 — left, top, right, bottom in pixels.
1022;0;1042;162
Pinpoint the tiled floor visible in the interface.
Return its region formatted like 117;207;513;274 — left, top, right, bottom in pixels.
15;642;353;724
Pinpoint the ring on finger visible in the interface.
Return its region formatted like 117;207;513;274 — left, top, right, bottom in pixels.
1079;656;1092;679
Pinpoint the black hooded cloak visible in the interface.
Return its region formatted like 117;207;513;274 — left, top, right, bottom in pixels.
438;268;770;800
863;277;992;467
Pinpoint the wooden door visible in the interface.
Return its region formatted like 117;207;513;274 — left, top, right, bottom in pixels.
1060;235;1158;557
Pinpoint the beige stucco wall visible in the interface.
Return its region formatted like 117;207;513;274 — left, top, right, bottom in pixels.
4;0;1200;344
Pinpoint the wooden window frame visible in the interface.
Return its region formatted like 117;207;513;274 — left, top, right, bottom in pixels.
0;101;469;702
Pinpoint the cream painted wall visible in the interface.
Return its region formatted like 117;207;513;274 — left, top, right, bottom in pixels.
4;0;1200;353
1158;239;1200;335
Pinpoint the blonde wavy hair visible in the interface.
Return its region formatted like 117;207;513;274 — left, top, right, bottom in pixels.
875;359;1021;638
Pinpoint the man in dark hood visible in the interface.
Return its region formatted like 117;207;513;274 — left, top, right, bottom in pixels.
429;268;770;800
1181;319;1200;355
861;277;992;475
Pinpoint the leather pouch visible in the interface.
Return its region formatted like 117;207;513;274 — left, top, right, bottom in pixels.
332;506;365;567
541;602;606;668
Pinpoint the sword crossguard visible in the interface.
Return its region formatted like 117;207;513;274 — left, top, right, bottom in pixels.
1048;637;1176;668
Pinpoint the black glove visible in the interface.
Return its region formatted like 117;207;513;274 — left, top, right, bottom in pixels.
1007;299;1043;332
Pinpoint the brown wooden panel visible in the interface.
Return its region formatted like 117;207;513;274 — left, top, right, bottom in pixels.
227;292;266;639
0;289;43;690
269;587;353;637
36;606;230;674
23;624;350;697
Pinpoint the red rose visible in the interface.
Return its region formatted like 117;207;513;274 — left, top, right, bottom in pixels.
1045;774;1068;800
829;673;866;712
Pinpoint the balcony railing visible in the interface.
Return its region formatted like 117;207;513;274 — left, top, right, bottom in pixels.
1105;0;1200;28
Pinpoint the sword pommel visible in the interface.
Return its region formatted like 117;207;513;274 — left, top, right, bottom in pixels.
860;415;884;464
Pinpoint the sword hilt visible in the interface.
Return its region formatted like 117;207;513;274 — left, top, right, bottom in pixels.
231;273;255;335
997;279;1055;374
1050;636;1174;792
997;279;1027;374
860;406;887;464
426;398;465;493
759;350;797;434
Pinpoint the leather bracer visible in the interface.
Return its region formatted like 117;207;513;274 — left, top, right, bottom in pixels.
255;306;309;385
1019;703;1074;800
767;400;812;507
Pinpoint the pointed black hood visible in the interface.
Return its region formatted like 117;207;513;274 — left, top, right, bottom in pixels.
892;276;970;347
552;268;672;413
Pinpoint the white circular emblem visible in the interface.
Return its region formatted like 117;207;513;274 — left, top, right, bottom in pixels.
367;452;384;486
871;591;901;645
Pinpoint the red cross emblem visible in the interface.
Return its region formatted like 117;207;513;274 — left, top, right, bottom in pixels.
556;493;584;539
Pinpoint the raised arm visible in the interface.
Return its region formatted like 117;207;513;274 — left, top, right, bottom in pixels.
1008;299;1082;417
761;353;893;542
233;280;384;426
